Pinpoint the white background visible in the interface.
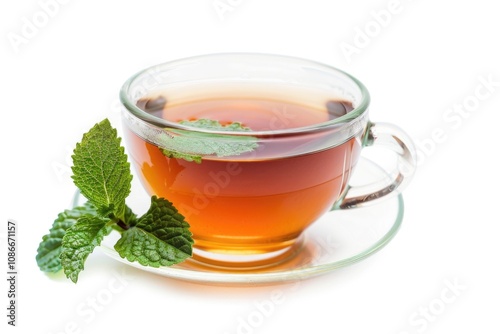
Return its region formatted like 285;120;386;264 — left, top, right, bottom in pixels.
1;0;499;333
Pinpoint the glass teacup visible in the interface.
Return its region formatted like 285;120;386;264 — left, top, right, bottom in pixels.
119;53;416;268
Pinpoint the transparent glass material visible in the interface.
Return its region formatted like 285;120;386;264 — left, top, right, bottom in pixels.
118;53;416;269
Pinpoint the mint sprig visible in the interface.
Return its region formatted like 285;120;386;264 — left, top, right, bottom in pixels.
160;119;258;163
36;119;193;283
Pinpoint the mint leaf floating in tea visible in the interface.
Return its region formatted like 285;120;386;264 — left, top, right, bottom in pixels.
36;118;193;283
36;202;98;273
115;196;193;267
159;118;259;163
180;119;252;131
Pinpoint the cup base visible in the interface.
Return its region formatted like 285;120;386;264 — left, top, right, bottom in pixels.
190;236;305;271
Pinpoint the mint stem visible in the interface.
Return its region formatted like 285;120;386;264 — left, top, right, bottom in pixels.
116;220;129;231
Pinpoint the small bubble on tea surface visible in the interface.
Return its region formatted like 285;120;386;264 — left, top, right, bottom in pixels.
136;95;167;112
326;100;351;117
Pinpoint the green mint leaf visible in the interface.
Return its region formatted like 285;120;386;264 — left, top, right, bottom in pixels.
161;150;203;164
159;119;258;163
71;119;132;218
36;202;98;273
179;119;252;131
60;216;113;283
114;196;193;267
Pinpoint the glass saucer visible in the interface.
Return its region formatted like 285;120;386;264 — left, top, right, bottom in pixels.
73;158;404;285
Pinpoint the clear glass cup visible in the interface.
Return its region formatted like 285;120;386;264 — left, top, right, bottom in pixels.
119;53;416;268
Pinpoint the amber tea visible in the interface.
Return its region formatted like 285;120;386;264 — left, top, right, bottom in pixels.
124;95;361;259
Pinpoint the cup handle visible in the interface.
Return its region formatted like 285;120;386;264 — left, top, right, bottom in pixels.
332;121;417;210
